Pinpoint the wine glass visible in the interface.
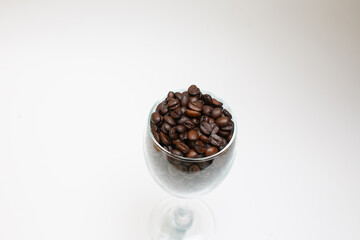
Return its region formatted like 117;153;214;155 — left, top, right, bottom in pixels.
144;91;237;240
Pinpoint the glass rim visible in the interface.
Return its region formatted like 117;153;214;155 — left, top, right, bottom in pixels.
148;89;237;162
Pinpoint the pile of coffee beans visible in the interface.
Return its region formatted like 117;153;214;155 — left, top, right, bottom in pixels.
150;85;234;158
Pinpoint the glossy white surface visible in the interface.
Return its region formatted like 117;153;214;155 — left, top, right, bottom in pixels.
1;0;359;239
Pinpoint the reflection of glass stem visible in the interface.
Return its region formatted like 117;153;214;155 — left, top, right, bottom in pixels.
158;200;194;240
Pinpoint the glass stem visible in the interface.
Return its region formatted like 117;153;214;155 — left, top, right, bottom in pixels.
167;199;194;240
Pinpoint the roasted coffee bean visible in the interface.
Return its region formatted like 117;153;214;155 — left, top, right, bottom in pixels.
219;138;228;150
152;131;160;143
212;98;223;107
182;161;193;167
184;119;196;129
188;164;201;173
172;138;183;145
175;92;183;100
218;130;230;137
210;134;222;147
199;160;213;170
199;134;210;143
191;118;199;125
161;122;172;133
211;108;223;119
208;117;215;124
181;92;189;106
216;116;230;127
167;91;175;99
169;127;179;139
170;149;184;157
177;115;190;125
176;125;186;133
211;124;219;134
202;94;213;105
202;105;212;116
223;109;232;119
160;104;168;115
221;122;234;132
164;115;176;126
227;132;233;142
185;109;201;118
168;98;180;110
186;149;198;158
151;123;158;133
200;122;213;135
190;96;199;102
160;132;171;145
180;106;186;114
176;142;190;154
205;146;218;156
151;112;162;125
188;101;203;112
194;140;206;154
200;116;209;123
188;85;200;96
170;107;182;119
179;133;188;141
187;129;199;141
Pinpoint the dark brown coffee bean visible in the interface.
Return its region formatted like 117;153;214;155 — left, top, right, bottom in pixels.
188;85;200;96
167;91;175;99
152;131;160;143
160;132;171;145
164;115;176;126
202;105;212;116
188;101;203;112
205;146;218;156
170;107;182;119
200;116;209;123
176;142;190;154
211;108;222;119
179;133;188;141
160;104;168;115
185;109;201;118
151;112;162;125
200;122;213;135
218;130;230;137
221;122;234;131
176;125;186;133
169;127;179;139
199;134;210;143
186;149;198;158
161;122;172;133
190;96;199;102
227;132;233;142
202;94;213;105
172;138;183;145
182;161;193;167
151;123;158;133
167;98;180;110
180;106;186;114
211;124;219;134
187;129;199;141
177;115;190;125
219;138;228;150
184;119;196;129
208;117;215;124
180;92;189;106
216;116;230;127
191;118;199;125
212;98;223;107
171;149;184;156
199;160;213;169
194;141;206;154
188;164;200;173
223;109;232;119
175;92;183;100
210;134;222;147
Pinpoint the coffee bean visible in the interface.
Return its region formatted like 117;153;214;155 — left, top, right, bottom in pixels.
227;132;233;142
167;98;180;110
169;127;179;139
208;117;215;124
190;96;199;102
175;92;183;100
184;119;196;129
188;85;200;96
180;106;186;114
223;109;232;119
152;131;160;143
176;142;190;154
170;149;184;157
212;98;223;107
199;160;213;169
172;138;183;145
170;107;182;119
210;134;222;147
188;164;200;173
205;146;218;156
211;124;219;134
167;91;175;99
188;101;203;112
161;122;172;133
200;116;209;123
191;118;199;125
151;123;158;133
194;140;206;154
187;129;199;141
199;134;210;143
186;149;198;158
176;125;186;133
159;132;171;145
151;112;162;125
160;104;168;115
211;108;222;119
177;115;190;125
202;105;212;116
216;116;230;127
179;133;188;141
202;94;212;105
185;109;201;118
221;122;234;132
218;130;230;137
164;115;176;126
200;122;213;135
181;92;189;106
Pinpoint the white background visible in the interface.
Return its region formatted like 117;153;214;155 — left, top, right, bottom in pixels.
1;0;360;239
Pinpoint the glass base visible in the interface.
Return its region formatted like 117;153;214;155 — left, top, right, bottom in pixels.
149;197;215;240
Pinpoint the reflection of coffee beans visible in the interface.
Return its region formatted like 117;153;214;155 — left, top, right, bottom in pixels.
151;85;234;158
